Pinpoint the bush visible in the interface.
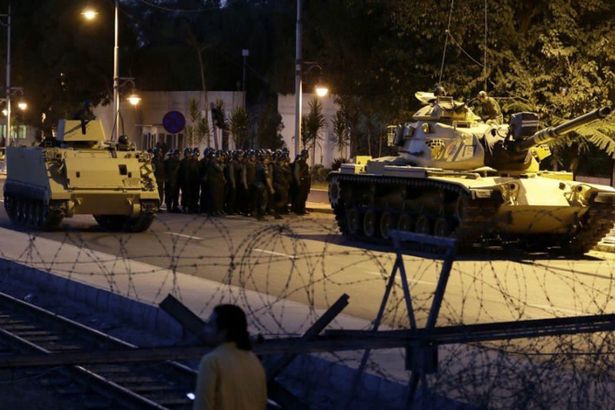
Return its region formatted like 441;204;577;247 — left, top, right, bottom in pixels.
331;157;349;171
309;164;331;182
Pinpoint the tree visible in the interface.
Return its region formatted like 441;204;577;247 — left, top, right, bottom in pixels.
332;109;350;159
211;99;228;150
301;98;326;166
229;107;250;149
256;103;284;149
185;98;209;147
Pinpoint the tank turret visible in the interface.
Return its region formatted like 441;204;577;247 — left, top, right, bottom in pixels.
485;106;612;172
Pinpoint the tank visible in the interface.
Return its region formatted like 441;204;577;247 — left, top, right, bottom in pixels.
328;91;615;254
3;119;159;232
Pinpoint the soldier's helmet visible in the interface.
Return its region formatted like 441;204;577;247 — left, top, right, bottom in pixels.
192;147;200;157
183;147;192;156
433;84;447;96
478;90;488;100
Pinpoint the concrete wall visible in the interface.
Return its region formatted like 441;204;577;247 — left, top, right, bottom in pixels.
93;91;245;152
278;93;345;167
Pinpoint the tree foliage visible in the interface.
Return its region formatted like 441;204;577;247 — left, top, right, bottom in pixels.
5;0;615;170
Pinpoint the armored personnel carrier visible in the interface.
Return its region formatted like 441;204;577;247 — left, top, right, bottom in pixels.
328;92;615;253
4;119;159;231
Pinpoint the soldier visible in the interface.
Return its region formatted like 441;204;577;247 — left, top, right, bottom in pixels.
477;90;503;124
206;151;226;216
234;151;246;215
164;149;181;212
433;84;447;97
272;151;291;217
199;148;211;214
224;151;237;215
292;149;311;215
253;150;272;220
264;150;275;215
178;148;200;213
242;150;257;216
151;147;166;206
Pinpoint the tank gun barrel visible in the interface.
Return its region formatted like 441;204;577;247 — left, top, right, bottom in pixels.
515;106;612;152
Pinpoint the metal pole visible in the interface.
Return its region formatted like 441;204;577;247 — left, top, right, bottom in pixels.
241;49;249;108
5;3;10;147
113;0;119;141
293;0;302;159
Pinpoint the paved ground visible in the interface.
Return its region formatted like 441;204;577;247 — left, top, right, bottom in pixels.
1;178;615;328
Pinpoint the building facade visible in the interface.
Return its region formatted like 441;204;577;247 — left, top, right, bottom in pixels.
93;91;244;152
277;93;344;167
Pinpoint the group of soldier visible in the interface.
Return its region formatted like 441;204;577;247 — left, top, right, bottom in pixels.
150;146;312;220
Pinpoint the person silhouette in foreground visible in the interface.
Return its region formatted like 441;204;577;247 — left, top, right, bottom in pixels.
193;304;267;410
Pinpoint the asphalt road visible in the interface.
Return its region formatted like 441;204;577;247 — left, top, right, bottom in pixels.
2;179;615;329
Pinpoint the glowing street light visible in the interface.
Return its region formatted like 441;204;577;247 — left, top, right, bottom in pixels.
17;100;27;111
127;94;141;106
81;8;98;21
315;84;329;98
82;2;121;141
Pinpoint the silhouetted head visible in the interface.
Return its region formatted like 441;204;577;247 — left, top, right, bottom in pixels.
209;304;252;351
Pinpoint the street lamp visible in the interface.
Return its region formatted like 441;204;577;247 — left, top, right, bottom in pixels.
127;94;141;106
17;100;27;111
81;8;98;21
82;1;120;141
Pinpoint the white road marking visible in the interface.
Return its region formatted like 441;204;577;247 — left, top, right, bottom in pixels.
166;232;204;241
254;248;297;259
527;303;582;315
366;271;436;286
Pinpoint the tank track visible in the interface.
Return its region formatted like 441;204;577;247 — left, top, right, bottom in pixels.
331;173;615;254
330;174;500;251
4;193;64;230
562;203;615;255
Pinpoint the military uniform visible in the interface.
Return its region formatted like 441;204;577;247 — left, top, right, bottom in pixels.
163;151;181;212
199;153;211;214
253;157;270;220
178;150;200;213
224;155;237;214
292;152;311;214
242;155;256;216
206;154;226;216
273;156;291;216
152;151;166;205
479;95;503;124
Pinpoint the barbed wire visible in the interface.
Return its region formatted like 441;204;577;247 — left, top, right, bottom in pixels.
1;211;615;408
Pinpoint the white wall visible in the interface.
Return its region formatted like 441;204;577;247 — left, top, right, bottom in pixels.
278;93;342;167
93;91;244;151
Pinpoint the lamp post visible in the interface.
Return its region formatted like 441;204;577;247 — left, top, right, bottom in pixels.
0;3;11;147
112;0;119;141
294;0;302;159
82;1;121;141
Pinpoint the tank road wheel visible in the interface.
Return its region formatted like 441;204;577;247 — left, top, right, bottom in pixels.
126;213;155;233
95;213;155;233
346;207;363;236
397;213;414;232
328;179;342;208
379;211;397;240
363;208;380;239
4;194;16;220
15;198;26;224
94;215;131;231
434;217;453;238
415;215;432;235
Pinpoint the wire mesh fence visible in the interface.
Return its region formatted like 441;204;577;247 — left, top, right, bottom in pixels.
1;211;615;408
